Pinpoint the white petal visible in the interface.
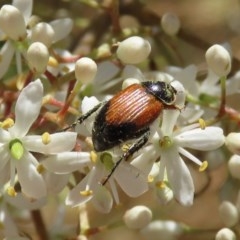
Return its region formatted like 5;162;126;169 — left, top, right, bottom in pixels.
42;152;90;174
44;172;69;194
91;186;113;213
131;145;157;175
0;161;10;185
163;146;194;206
23;132;77;154
66;165;104;207
9;79;43;138
5;193;46;210
0;41;15;79
161;109;180;136
114;161;148;197
50;18;73;43
0;128;11;142
0;144;10;171
13;0;32;23
15;151;47;199
175;126;225;151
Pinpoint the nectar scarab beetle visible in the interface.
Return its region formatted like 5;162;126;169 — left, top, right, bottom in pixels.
64;81;178;184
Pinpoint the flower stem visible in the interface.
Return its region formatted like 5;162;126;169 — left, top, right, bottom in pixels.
216;75;226;118
31;209;49;240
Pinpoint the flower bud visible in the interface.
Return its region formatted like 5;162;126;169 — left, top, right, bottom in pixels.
123;205;152;229
116;36;151;64
75;57;97;84
228;155;240;179
215;228;236;240
31;22;55;47
205;44;231;77
161;12;181;36
122;78;140;89
27;42;49;74
219;201;239;227
140;220;183;240
225;132;240;154
0;5;26;41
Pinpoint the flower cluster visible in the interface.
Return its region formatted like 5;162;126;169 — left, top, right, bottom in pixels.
0;0;239;239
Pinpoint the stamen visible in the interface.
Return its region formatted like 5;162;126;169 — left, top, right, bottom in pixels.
155;181;166;189
42;132;51;145
37;164;45;174
178;147;203;166
90;151;98;163
80;189;93;196
1;118;14;129
199;161;208;172
199;118;206;130
7;186;17;197
48;56;59;67
148;175;154;183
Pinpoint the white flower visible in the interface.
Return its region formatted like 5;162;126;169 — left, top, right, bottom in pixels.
219;201;239;227
43;96;148;212
132;81;225;205
0;0;73;79
0;80;77;199
215;228;236;240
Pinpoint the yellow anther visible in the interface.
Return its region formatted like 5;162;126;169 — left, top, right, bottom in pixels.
42;132;51;145
80;189;93;196
90;151;98;163
155;181;166;189
37;164;45;174
199;161;208;172
148;175;154;183
7;186;17;197
199;118;206;130
1;118;14;129
48;56;59;67
121;143;131;152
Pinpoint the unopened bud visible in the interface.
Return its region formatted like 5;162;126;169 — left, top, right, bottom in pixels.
31;22;55;47
27;42;49;74
122;78;140;89
219;201;239;227
161;12;181;36
0;5;26;41
75;57;97;84
205;44;231;77
123;205;152;229
215;228;236;240
116;36;151;64
140;220;183;240
225;132;240;155
228;155;240;179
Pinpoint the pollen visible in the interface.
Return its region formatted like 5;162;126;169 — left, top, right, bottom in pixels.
199;160;208;172
37;164;45;174
155;181;166;189
90;151;98;163
7;186;17;197
199;118;206;130
42;132;51;145
80;189;93;196
148;175;154;183
48;56;59;67
0;118;14;129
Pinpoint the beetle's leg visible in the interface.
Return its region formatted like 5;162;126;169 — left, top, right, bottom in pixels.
101;130;150;185
62;102;103;131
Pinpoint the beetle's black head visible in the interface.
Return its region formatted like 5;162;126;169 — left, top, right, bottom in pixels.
142;81;177;105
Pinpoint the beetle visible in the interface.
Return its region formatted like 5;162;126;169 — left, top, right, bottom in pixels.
64;81;177;185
